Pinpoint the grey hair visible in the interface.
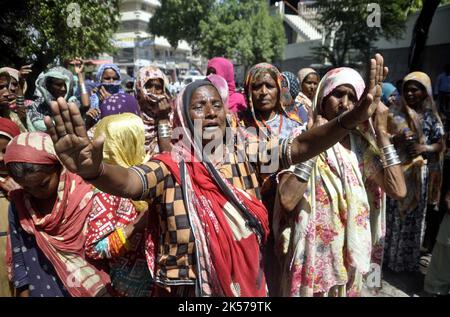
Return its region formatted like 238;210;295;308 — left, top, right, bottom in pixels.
7;162;59;179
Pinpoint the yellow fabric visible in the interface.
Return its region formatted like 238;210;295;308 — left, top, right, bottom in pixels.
94;113;148;212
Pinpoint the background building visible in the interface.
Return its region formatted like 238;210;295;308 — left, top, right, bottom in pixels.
111;0;199;80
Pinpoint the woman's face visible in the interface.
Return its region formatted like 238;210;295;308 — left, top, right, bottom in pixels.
403;81;427;109
188;85;226;146
9;78;18;95
251;72;279;115
47;78;67;99
321;84;358;121
0;76;11;107
144;78;164;95
302;73;319;100
0;136;10;173
12;167;60;200
101;68;119;84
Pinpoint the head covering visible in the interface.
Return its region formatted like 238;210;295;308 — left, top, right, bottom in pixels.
94;113;145;168
99;92;140;119
153;80;269;296
403;72;433;98
281;71;300;101
4;131;58;165
0;118;20;140
313;67;365;116
0;67;27;93
381;82;398;105
243;63;300;137
94;113;148;212
207;74;229;108
207;57;247;113
96;63;122;84
135;65;170;96
297;67;318;85
34;66;75;102
5;132;110;297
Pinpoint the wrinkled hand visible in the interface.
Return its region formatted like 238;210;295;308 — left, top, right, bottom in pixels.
408;142;426;158
348;53;388;125
141;91;171;120
44;97;104;179
373;101;390;135
86;108;100;121
70;58;84;75
18;65;32;87
98;86;111;102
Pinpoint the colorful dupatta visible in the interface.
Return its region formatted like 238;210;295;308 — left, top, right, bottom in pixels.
153;79;269;297
4;132;110;297
275;67;382;297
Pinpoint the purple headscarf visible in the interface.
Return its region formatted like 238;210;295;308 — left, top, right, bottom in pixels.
99;92;140;119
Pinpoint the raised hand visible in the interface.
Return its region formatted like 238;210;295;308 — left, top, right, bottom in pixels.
44;97;105;179
70;58;85;75
348;53;388;125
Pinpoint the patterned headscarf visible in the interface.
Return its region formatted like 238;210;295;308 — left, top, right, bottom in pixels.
0;67;27;94
281;71;300;102
243;63;292;136
4;132;110;297
99;92;140;119
135;66;170;97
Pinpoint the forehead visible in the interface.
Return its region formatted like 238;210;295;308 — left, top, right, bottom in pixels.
145;78;163;86
333;84;356;95
190;85;220;101
252;70;276;84
103;68;118;76
304;73;319;82
404;80;424;90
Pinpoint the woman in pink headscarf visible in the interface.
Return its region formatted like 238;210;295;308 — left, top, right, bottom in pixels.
207;57;247;113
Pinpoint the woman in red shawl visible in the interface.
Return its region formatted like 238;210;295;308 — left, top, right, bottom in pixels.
4;132;110;297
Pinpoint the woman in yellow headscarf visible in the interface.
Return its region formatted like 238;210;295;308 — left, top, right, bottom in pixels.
84;113;157;297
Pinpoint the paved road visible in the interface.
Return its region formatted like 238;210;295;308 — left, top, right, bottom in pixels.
362;269;428;297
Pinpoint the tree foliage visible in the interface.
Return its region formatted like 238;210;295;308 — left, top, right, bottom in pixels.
150;0;285;69
0;0;120;96
149;0;215;51
312;0;416;67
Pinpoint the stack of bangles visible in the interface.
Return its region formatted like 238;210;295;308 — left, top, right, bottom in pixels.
381;144;401;168
293;157;317;182
158;123;171;138
16;96;25;107
109;227;129;256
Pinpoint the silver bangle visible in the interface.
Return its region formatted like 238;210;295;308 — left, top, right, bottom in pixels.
293;157;317;182
80;83;88;95
16;96;25;107
158;124;171;138
381;144;401;168
286;137;294;166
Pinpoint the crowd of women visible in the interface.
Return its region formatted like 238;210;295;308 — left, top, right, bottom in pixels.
0;52;449;297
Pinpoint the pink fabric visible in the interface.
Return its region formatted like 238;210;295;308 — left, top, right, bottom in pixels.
207;57;247;113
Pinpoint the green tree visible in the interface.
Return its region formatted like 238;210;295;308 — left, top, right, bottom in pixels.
149;0;215;52
198;0;286;69
0;0;120;97
312;0;416;67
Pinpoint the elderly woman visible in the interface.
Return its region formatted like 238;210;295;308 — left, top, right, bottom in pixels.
0;69;28;132
44;54;387;297
27;67;80;132
4;132;110;297
296;68;320;110
85;113;156;297
385;72;445;272
274;67;406;297
135;66;173;156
